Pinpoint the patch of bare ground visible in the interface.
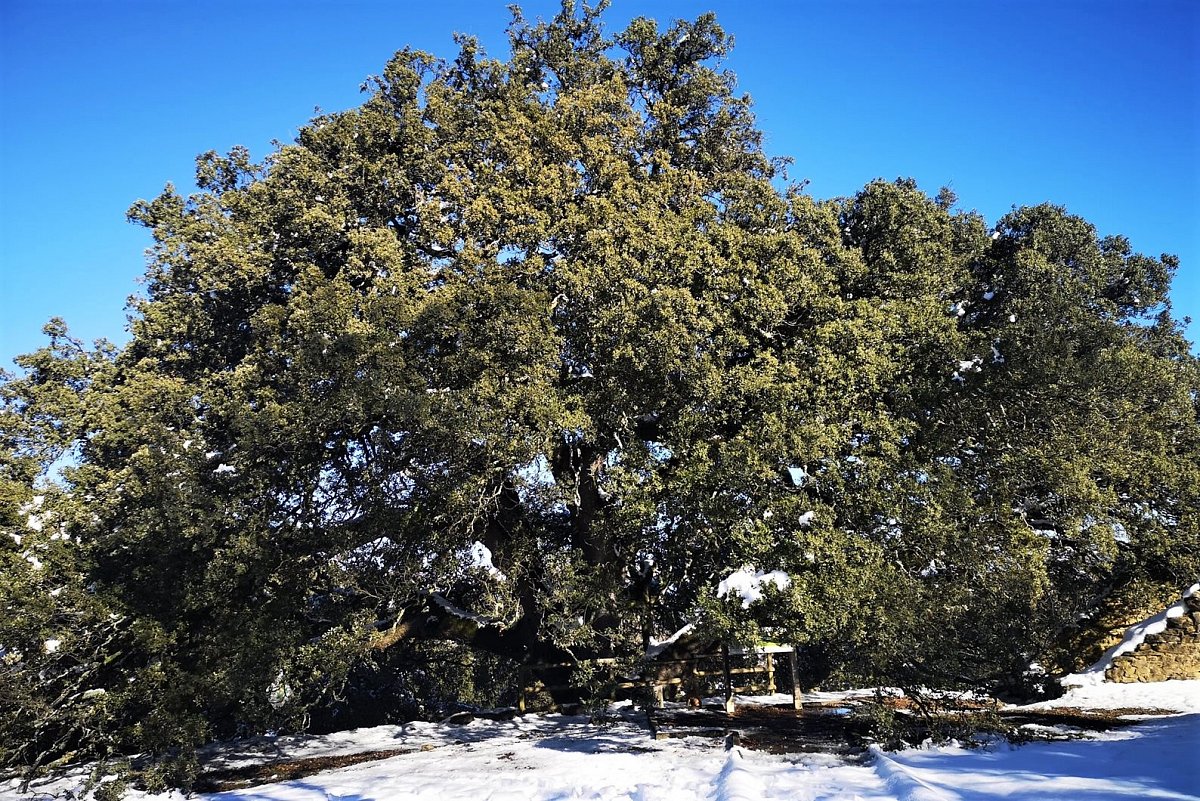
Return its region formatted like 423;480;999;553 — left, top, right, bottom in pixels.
999;706;1180;728
651;701;1182;755
193;747;437;793
650;705;871;756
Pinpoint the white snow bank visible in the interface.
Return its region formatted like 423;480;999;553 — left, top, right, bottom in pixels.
717;567;790;609
870;744;957;801
1017;679;1200;715
195;714;722;801
713;748;767;801
1063;582;1199;686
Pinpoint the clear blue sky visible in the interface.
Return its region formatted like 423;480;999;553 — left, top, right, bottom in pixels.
2;0;1197;367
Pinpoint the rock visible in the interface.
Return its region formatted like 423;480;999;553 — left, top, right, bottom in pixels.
475;707;519;721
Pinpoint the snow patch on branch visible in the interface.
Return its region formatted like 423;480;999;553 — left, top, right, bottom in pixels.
645;622;695;659
430;593;498;627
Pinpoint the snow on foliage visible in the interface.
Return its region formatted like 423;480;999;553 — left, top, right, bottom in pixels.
786;466;808;487
717;567;791;609
267;671;293;709
21;495;45;531
957;358;982;373
468;540;506;581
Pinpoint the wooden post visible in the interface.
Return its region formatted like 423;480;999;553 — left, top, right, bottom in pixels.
765;652;776;694
790;646;803;711
518;665;528;713
722;644;736;715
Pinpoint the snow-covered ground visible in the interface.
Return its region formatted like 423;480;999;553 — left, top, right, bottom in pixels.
6;681;1198;801
1019;678;1200;714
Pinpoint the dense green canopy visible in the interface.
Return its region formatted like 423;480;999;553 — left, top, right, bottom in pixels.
3;1;1197;779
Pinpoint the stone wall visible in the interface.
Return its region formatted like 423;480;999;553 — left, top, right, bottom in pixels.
1059;579;1181;674
1105;593;1200;683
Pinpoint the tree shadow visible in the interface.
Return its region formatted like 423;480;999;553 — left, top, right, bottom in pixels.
884;714;1200;801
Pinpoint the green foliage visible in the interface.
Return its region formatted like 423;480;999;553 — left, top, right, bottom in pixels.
134;752;200;796
851;690;1011;751
2;0;1197;780
87;762;131;801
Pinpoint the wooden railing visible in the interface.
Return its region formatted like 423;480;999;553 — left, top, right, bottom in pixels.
517;644;803;714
